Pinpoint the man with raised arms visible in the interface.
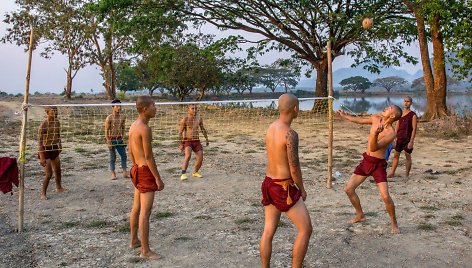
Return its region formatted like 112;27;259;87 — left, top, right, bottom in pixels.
260;93;312;268
128;95;165;260
338;105;402;234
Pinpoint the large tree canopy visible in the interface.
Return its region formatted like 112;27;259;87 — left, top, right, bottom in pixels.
177;0;417;103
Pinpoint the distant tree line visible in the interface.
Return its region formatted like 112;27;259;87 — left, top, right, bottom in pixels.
340;75;462;93
2;1;471;120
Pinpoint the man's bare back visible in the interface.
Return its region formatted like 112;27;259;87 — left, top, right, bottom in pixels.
128;121;149;167
266;121;295;179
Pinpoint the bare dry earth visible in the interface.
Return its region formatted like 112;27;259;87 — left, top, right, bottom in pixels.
0;99;471;268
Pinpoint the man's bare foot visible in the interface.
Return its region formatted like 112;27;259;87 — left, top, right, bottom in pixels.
40;193;48;200
387;173;395;178
349;215;366;224
130;240;141;249
111;175;117;180
55;188;67;193
140;250;161;260
123;170;129;178
391;226;400;234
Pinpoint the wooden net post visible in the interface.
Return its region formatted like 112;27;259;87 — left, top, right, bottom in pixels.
18;26;34;232
326;41;334;189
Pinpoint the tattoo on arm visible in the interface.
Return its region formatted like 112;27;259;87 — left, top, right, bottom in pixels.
286;129;300;168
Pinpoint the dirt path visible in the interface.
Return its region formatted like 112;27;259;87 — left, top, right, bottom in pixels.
0;99;471;267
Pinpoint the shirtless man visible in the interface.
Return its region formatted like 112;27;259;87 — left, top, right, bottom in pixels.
37;106;66;200
178;104;209;181
388;96;418;179
260;93;312;268
104;99;128;180
338;105;402;234
128;96;165;260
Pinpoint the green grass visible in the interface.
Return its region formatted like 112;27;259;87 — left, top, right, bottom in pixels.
364;212;378;217
175;236;193;241
278;221;289;228
74;147;90;155
417;223;436;231
117;223;130;233
444;220;462;227
419;205;439;211
451;214;464;220
82;162;105;170
423;214;436;219
127;257;144;264
235;217;257;225
86;220;109;228
62;221;80;228
194;215;212;220
155;211;175;219
165;167;181;174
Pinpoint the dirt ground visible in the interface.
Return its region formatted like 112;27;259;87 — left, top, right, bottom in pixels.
0;98;471;268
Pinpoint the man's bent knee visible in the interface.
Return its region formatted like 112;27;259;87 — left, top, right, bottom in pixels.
344;186;354;195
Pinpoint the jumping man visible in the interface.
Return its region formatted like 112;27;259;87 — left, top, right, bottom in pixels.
338;105;402;234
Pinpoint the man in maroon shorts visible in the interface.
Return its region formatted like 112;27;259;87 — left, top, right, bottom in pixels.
388;96;418;179
260;93;312;268
338;104;402;234
178;104;209;181
37;106;66;200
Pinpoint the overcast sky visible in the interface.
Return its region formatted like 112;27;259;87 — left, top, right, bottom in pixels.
0;0;424;95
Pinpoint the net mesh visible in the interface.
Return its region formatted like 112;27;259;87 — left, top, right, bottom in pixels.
26;97;331;154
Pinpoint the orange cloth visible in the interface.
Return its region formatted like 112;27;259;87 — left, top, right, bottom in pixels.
261;176;301;212
130;165;158;193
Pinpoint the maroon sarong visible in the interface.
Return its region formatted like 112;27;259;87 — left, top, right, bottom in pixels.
130;165;158;193
261;176;301;212
353;153;388;183
395;111;416;154
183;140;203;152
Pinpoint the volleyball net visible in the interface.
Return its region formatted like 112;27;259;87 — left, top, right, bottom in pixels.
25;97;332;154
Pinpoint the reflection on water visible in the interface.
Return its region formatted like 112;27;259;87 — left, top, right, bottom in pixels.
306;95;470;116
222;94;471;116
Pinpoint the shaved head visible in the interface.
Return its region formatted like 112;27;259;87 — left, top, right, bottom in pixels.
278;93;299;115
391;105;402;121
136;95;154;113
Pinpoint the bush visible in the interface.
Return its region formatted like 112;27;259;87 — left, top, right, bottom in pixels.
421;112;472;139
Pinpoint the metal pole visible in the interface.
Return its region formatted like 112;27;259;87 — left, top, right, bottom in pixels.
327;41;334;189
18;26;34;232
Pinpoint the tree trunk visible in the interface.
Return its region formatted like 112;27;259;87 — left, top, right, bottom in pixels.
109;57;116;100
313;57;329;112
407;1;448;120
424;14;448;120
101;64;113;100
65;64;73;100
196;87;206;100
